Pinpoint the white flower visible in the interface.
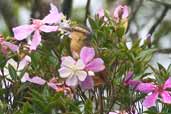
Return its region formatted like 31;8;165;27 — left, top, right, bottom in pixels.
58;56;87;87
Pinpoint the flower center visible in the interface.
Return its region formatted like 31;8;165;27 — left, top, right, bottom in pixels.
157;84;164;93
71;65;79;74
32;19;43;29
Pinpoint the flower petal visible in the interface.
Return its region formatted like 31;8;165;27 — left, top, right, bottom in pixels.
124;71;133;84
21;73;46;85
127;80;141;89
80;47;95;64
136;83;156;93
143;92;159;108
80;76;94;91
21;73;30;82
97;8;104;18
2;41;19;52
40;25;58;32
76;71;87;81
86;58;105;72
66;76;78;87
42;3;63;24
30;76;46;85
113;5;128;22
29;30;41;50
113;5;121;19
13;25;35;40
76;59;85;70
88;71;95;76
58;67;73;78
122;6;129;19
47;82;57;90
161;91;171;104
163;77;171;89
109;112;118;114
18;55;31;70
61;56;76;68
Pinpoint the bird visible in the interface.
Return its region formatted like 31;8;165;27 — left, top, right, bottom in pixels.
69;25;91;59
69;25;108;87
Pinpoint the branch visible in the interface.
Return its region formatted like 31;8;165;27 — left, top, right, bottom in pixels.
147;0;171;8
127;0;144;32
148;6;168;35
155;48;171;54
84;0;91;25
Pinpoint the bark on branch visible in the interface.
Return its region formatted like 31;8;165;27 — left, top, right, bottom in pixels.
155;48;171;54
84;0;91;25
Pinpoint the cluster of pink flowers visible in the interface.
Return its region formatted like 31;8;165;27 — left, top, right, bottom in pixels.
13;3;64;50
97;5;129;23
58;47;105;90
0;3;70;93
113;5;129;22
1;2;170;112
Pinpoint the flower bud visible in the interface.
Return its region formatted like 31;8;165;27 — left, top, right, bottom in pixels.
113;5;129;23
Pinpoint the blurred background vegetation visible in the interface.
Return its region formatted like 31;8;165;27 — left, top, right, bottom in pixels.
0;0;170;68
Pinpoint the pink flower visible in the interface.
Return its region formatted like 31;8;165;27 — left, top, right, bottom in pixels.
136;77;171;108
79;47;105;90
12;3;62;50
42;3;63;24
80;76;94;91
80;47;105;72
21;73;46;85
97;8;105;19
58;56;87;87
113;5;129;23
0;36;19;55
21;74;63;91
124;71;141;89
97;8;108;22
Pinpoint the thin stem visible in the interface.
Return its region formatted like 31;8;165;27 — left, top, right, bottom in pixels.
84;0;91;25
148;6;168;35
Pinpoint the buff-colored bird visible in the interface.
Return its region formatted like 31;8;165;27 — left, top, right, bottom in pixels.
69;26;91;59
69;26;108;87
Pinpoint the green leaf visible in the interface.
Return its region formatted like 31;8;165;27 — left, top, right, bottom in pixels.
8;64;18;81
0;54;7;68
88;17;98;30
84;99;93;114
116;26;125;38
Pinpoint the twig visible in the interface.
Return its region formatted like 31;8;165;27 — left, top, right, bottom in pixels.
148;6;168;35
127;0;144;33
84;0;91;25
98;87;104;114
147;0;171;8
155;48;171;54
